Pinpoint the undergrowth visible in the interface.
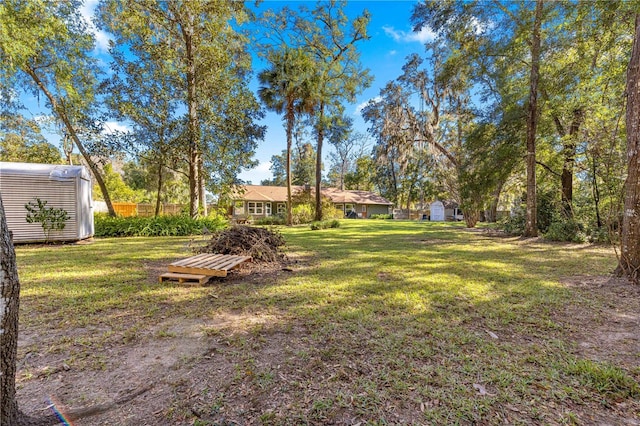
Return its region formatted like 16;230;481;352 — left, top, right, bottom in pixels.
94;214;227;237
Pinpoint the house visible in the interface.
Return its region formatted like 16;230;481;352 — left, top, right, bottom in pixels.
0;162;94;243
230;185;393;220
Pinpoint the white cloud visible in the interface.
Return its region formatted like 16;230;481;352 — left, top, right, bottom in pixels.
383;25;436;44
102;122;131;135
354;96;382;116
389;50;397;56
255;160;272;173
79;0;112;53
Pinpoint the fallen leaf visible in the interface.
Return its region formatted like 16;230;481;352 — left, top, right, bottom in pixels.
486;330;499;339
473;383;491;396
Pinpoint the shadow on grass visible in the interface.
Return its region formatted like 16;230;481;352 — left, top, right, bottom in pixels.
14;221;633;424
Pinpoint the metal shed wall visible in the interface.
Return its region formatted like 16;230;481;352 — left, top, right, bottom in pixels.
0;162;94;243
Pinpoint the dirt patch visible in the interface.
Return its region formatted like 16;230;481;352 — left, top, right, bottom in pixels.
15;268;640;425
559;275;640;370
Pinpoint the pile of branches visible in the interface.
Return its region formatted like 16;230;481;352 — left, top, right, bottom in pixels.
195;225;286;263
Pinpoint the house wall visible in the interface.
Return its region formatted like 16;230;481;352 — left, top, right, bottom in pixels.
366;205;391;217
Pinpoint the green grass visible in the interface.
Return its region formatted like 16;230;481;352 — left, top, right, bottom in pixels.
15;220;637;423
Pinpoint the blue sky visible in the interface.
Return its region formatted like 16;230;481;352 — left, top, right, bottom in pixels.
240;0;432;184
24;1;433;185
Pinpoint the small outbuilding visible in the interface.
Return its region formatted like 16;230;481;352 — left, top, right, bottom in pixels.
0;162;94;243
429;200;445;222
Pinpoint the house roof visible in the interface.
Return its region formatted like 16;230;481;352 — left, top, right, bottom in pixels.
233;185;393;206
322;188;393;205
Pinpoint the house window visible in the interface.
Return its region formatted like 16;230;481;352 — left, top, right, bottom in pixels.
265;203;271;216
234;201;244;215
277;203;286;214
248;202;263;215
335;204;344;212
361;205;367;213
345;204;354;212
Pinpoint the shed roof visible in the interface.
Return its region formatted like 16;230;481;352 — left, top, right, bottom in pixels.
0;162;91;181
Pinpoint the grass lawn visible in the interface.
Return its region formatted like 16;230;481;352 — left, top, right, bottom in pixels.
14;220;640;425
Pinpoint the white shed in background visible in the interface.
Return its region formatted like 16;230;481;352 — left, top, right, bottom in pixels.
429;200;445;222
0;162;94;243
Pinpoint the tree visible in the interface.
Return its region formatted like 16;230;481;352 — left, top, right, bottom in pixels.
303;2;372;221
523;0;544;237
344;156;376;192
99;0;258;218
258;47;315;226
292;142;317;186
327;117;369;190
0;114;63;164
0;195;20;424
618;14;640;283
94;163;143;203
261;151;287;187
99;20;185;216
0;0;116;216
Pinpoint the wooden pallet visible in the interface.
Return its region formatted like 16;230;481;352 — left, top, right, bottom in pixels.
167;253;252;278
159;272;211;285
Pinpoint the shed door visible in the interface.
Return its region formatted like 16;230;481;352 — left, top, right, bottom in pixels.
430;202;445;221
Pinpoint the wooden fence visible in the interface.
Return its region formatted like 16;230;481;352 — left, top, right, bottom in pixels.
111;203;185;217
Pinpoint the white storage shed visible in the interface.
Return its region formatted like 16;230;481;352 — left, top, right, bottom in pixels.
429;200;445;222
0;162;94;243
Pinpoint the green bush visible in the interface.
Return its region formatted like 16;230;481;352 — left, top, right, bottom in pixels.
310;220;341;230
292;204;314;225
323;206;344;220
25;198;70;242
370;214;393;220
587;226;613;244
94;214;227;237
255;215;286;226
544;219;586;243
498;211;525;235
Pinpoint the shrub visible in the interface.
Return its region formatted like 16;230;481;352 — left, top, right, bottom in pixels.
25;198;70;242
292;204;314;225
310;220;341;230
323;206;344;220
94;214;227;237
255;215;286;226
498;211;525;235
544;219;586;243
370;214;392;220
587;226;613;244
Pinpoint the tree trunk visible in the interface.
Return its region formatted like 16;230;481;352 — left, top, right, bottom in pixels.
464;208;480;228
0;195;20;425
590;153;602;229
314;103;325;222
524;0;543;237
24;65;116;217
559;108;585;218
487;180;504;223
286;105;294;226
183;16;200;219
198;155;208;217
617;14;640;284
155;163;164;217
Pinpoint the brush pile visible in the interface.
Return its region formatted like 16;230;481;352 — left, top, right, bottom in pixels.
195;225;286;264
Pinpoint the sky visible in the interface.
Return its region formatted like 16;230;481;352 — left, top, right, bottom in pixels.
22;1;434;185
239;0;432;184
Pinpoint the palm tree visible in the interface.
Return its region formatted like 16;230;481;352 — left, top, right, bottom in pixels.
258;47;315;226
